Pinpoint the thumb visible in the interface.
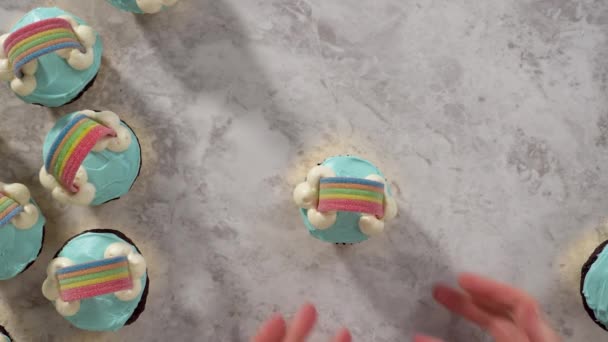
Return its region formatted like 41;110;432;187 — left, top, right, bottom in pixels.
413;334;445;342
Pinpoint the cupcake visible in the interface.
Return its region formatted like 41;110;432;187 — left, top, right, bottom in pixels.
0;7;101;107
39;110;141;206
106;0;180;14
581;240;608;331
42;229;148;331
0;182;45;280
293;156;398;244
0;325;13;341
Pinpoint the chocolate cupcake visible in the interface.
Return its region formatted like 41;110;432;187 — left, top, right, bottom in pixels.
581;240;608;331
0;8;102;107
42;229;148;331
0;325;13;341
0;182;45;280
106;0;180;14
293;156;398;244
39;110;142;206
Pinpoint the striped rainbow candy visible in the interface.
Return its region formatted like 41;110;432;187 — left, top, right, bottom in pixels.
3;18;83;77
45;114;116;193
56;256;133;302
317;177;385;217
0;192;23;227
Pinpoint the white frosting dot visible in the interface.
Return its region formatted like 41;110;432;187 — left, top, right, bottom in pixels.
307;208;336;229
137;0;164;13
21;59;38;75
10;75;36;96
359;215;385;236
75;25;96;48
67;48;94;70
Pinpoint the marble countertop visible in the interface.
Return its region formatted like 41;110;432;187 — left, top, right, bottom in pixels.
1;0;608;341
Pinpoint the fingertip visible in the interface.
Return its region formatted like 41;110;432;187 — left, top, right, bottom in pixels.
413;334;444;342
301;302;317;315
432;283;448;294
431;284;453;303
266;314;287;331
298;302;318;323
271;313;287;325
284;303;318;341
332;328;352;342
252;314;286;342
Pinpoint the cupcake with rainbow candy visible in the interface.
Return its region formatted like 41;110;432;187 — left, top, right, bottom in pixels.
0;182;45;280
39;110;142;206
0;7;102;107
42;229;149;331
293;155;398;244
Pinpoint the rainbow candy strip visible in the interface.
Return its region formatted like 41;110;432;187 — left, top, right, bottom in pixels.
317;177;385;217
0;192;23;227
45;114;116;193
3;18;83;77
56;256;133;302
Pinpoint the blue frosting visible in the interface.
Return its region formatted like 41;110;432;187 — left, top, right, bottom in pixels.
299;156;391;244
9;7;103;107
0;200;45;280
584;244;608;327
106;0;144;13
42;112;141;206
0;334;9;342
56;232;147;331
106;0;172;13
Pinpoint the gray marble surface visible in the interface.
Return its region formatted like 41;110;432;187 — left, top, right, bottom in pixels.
0;0;607;341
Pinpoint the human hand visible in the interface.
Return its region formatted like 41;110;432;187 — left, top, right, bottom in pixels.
415;273;561;342
252;303;352;342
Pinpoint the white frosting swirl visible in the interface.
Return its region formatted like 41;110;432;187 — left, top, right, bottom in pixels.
42;257;79;316
136;0;180;13
80;110;131;153
9;62;37;97
0;183;40;229
357;174;398;236
293;165;337;229
39;166;96;206
56;15;97;71
104;243;147;301
42;244;147;317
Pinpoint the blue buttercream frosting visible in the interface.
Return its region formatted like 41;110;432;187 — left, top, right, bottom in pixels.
56;232;147;331
299;156;391;244
583;244;608;328
42;112;141;206
8;7;102;107
0;200;45;280
106;0;145;13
